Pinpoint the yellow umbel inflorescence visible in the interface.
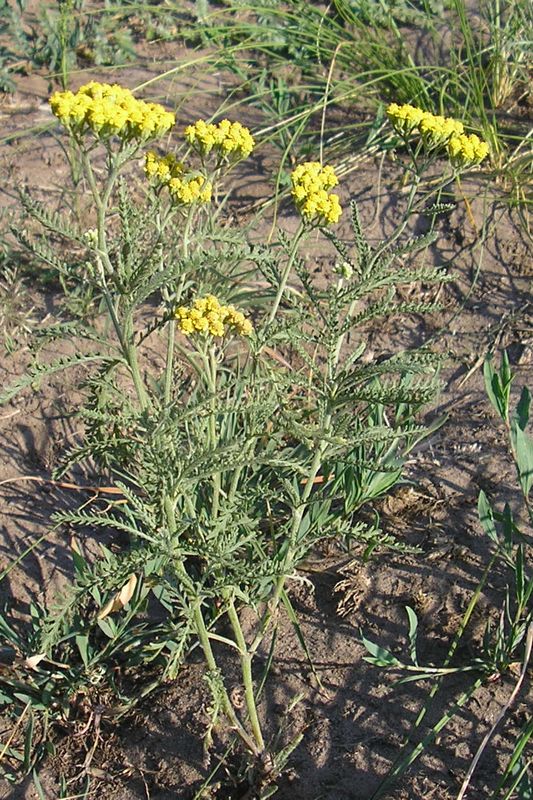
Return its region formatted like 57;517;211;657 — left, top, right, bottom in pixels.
184;119;255;162
447;133;490;168
418;114;464;147
175;294;253;338
387;103;463;145
144;151;212;205
168;174;212;205
385;103;427;135
291;161;342;226
144;150;184;182
386;102;489;167
49;82;175;142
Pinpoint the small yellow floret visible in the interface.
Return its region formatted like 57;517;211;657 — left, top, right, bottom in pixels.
386;103;426;135
145;151;211;205
167;174;212;205
419;113;463;147
144;151;183;182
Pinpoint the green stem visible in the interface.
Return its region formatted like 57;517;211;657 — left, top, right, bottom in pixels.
58;0;73;90
374;157;454;268
193;602;260;756
372;175;420;262
227;464;243;504
250;285;352;654
208;345;221;518
164;495;177;536
227;598;265;753
266;223;306;326
163;207;194;406
164;322;176;406
81;148;149;412
250;441;325;656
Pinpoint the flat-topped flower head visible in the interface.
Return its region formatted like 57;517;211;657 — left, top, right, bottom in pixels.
419;113;464;147
386;101;488;168
175;295;253;338
49;82;175;142
291;161;342;226
447;133;490;168
386;103;426;136
144;150;184;182
144;151;211;205
387;102;464;145
168;174;212;205
185;119;255;162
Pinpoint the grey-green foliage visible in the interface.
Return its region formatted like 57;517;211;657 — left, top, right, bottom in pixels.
29;193;444;643
335;0;445;27
34;0;135;72
1;163;446;777
0;0;136;93
0;0;27;91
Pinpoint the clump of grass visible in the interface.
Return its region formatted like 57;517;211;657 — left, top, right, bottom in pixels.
184;0;531;208
0;0;142;93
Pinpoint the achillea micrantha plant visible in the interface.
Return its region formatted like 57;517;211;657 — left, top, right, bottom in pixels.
3;82;457;793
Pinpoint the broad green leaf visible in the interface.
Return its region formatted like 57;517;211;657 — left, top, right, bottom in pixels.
405;606;418;665
76;634;90;668
478;490;498;545
484;353;512;421
360;634;401;667
514;425;533;496
514;386;531;432
97;617;116;639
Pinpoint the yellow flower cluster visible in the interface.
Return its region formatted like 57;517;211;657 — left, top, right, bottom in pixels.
291;161;342;226
387;103;463;144
145;150;184;182
419;114;464;146
386;102;489;167
447;133;490;168
385;102;426;135
168;175;212;205
184;119;255;161
175;295;253;338
144;151;212;205
49;82;175;142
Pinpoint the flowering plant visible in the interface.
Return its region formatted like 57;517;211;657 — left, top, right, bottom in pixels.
2;83;470;791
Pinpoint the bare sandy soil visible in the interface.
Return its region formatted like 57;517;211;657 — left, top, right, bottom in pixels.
0;41;532;800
